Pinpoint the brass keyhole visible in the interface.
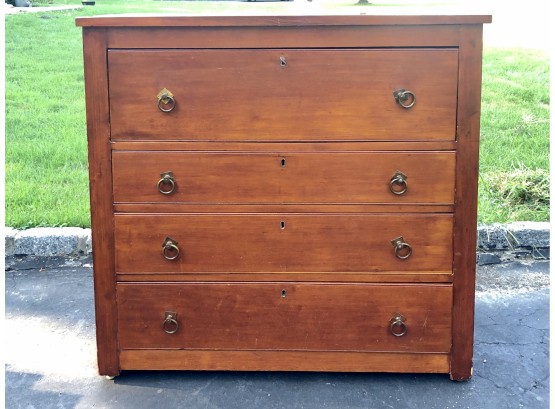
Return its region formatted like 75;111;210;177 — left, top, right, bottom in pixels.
279;56;287;67
280;158;286;168
280;220;286;230
281;289;287;298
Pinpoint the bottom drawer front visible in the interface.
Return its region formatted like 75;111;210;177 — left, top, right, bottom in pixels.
118;283;452;352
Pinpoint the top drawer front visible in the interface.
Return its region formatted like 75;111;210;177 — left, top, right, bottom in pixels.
108;49;458;141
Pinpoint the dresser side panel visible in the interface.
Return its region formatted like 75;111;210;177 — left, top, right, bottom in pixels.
83;27;120;377
451;25;483;381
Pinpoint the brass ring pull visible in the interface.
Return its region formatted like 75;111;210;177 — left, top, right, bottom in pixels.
390;313;407;337
391;236;412;260
157;171;175;195
157;88;176;113
162;237;180;260
389;171;408;195
393;89;416;109
162;311;179;334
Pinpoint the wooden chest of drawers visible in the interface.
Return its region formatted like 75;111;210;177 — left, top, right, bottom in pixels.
77;13;491;381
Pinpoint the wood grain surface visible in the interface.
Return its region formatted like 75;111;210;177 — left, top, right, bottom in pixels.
120;350;450;373
105;26;461;50
112;151;455;204
111;141;457;151
450;25;484;381
114;213;453;274
114;203;455;214
82;28;120;377
76;14;492;28
78;14;489;378
108;49;458;141
117;282;453;352
116;271;453;284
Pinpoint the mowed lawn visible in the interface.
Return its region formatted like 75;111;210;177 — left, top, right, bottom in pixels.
4;1;550;228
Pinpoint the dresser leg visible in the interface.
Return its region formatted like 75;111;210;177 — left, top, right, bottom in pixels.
450;364;473;381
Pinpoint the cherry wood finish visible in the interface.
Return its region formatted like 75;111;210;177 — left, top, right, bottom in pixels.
106;26;461;50
114;203;455;214
108;49;457;141
117;283;452;351
81;28;119;377
450;25;485;381
111;141;458;151
77;14;492;27
78;14;489;379
114;213;453;273
120;350;450;373
116;272;454;284
112;151;455;204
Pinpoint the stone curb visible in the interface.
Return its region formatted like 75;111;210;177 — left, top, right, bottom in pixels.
4;223;550;262
5;227;92;257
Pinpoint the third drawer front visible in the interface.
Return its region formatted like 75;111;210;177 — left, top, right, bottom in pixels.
113;151;455;205
117;282;453;352
114;214;453;273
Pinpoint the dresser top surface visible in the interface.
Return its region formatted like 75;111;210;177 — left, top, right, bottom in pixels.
75;12;491;27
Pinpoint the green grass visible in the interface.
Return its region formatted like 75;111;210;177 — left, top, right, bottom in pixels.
4;1;550;228
6;10;89;228
479;48;550;223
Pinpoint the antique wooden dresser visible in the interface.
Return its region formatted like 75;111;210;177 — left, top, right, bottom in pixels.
76;13;491;380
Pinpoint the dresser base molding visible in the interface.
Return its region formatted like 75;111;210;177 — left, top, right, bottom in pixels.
119;350;450;374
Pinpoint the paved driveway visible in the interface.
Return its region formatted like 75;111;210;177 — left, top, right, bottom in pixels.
5;256;549;409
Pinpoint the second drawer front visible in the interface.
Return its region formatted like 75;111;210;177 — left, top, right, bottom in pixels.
114;214;453;273
112;151;455;205
117;282;453;352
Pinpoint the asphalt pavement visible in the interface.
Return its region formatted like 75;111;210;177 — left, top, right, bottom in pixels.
5;256;550;409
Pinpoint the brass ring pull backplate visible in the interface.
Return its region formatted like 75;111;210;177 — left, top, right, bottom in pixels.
389;170;408;195
391;236;412;260
162;237;180;260
390;313;407;337
393;89;416;109
162;311;179;334
157;88;176;112
158;171;176;195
